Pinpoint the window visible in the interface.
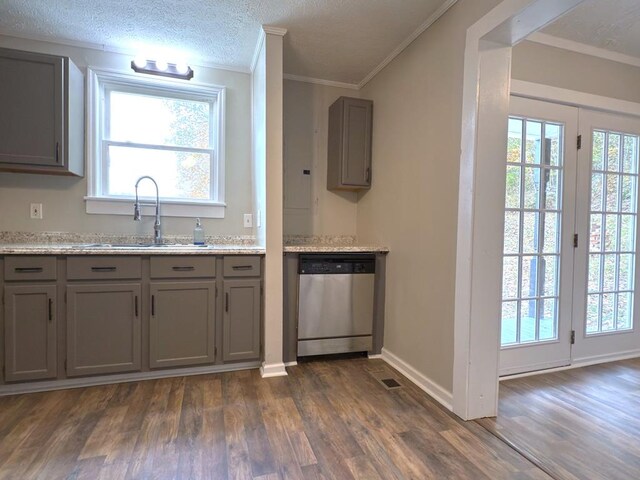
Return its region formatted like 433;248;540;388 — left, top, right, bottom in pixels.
86;68;225;218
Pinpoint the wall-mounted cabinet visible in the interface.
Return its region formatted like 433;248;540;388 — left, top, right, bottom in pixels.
0;47;84;176
327;96;373;191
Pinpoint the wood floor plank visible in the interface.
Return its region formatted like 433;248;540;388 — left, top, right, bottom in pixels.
480;357;640;480
0;357;551;480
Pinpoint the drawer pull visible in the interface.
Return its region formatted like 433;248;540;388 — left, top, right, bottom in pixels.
151;295;155;316
232;265;253;271
172;266;195;271
15;267;44;273
90;266;117;272
48;299;53;322
225;292;229;312
135;296;139;317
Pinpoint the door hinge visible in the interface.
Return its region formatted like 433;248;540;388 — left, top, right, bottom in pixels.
573;233;578;248
577;135;582;150
571;330;576;345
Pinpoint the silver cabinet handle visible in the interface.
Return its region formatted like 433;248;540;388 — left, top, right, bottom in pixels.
232;265;252;271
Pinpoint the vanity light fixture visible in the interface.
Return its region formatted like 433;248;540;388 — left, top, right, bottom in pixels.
130;58;194;80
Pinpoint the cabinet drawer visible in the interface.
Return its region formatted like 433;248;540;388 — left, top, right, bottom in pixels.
4;256;57;281
67;256;142;280
150;256;216;279
223;256;261;277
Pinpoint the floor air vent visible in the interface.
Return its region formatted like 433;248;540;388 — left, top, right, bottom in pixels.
379;378;402;389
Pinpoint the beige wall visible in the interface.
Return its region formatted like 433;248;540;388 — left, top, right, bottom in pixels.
283;80;359;236
0;35;253;237
356;0;502;393
512;40;640;103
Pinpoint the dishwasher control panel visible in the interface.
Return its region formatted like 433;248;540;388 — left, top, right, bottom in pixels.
299;254;375;274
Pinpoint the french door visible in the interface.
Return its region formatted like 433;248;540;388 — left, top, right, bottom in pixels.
500;97;640;375
500;97;577;375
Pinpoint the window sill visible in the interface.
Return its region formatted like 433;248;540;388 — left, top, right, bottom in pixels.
85;196;225;219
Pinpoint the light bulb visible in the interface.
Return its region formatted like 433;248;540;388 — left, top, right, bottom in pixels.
176;63;190;74
133;57;147;68
155;60;168;71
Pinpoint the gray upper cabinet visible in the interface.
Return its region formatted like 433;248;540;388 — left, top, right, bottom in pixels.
4;284;57;382
327;96;373;191
0;47;84;176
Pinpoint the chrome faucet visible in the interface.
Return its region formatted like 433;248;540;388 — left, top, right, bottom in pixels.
133;176;162;244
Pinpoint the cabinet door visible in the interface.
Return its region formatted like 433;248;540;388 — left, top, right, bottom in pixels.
4;285;57;381
0;49;63;168
149;281;215;368
341;98;372;187
223;279;261;362
66;284;141;376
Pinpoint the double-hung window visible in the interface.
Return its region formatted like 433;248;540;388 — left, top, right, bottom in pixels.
86;68;225;218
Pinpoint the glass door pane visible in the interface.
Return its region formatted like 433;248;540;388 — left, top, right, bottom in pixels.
586;131;639;335
501;117;564;346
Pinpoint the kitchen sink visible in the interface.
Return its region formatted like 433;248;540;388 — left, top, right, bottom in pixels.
71;243;214;249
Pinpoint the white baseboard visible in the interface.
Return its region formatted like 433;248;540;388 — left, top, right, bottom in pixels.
381;348;453;411
0;361;260;397
260;362;288;378
500;349;640;381
284;361;298;367
367;354;382;359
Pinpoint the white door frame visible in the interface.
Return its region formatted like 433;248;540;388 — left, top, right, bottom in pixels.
453;0;585;420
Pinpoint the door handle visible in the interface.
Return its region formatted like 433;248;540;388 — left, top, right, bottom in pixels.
48;298;53;322
365;167;371;183
55;142;60;163
225;292;229;313
151;295;155;316
134;296;139;317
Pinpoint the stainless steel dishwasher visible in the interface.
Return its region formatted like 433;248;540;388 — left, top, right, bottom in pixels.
297;254;375;357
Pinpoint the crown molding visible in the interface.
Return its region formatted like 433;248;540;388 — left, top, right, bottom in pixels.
358;0;459;89
262;26;288;37
283;73;359;90
0;31;252;74
527;32;640;68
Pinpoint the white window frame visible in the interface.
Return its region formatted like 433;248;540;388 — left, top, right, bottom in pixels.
85;67;226;218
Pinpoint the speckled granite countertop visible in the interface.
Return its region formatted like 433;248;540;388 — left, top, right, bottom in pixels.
283;235;388;253
0;232;264;255
0;244;265;255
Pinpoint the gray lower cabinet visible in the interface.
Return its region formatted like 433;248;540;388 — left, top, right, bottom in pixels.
66;283;141;376
3;284;57;381
149;281;216;368
223;279;261;362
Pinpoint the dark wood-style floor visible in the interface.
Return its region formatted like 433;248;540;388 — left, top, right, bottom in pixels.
0;357;549;480
478;357;640;480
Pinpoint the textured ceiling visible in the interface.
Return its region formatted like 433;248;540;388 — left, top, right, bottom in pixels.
542;0;640;58
0;0;451;85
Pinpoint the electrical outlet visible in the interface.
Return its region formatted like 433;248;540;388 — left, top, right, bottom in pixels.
30;203;43;219
243;213;253;228
257;210;262;228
